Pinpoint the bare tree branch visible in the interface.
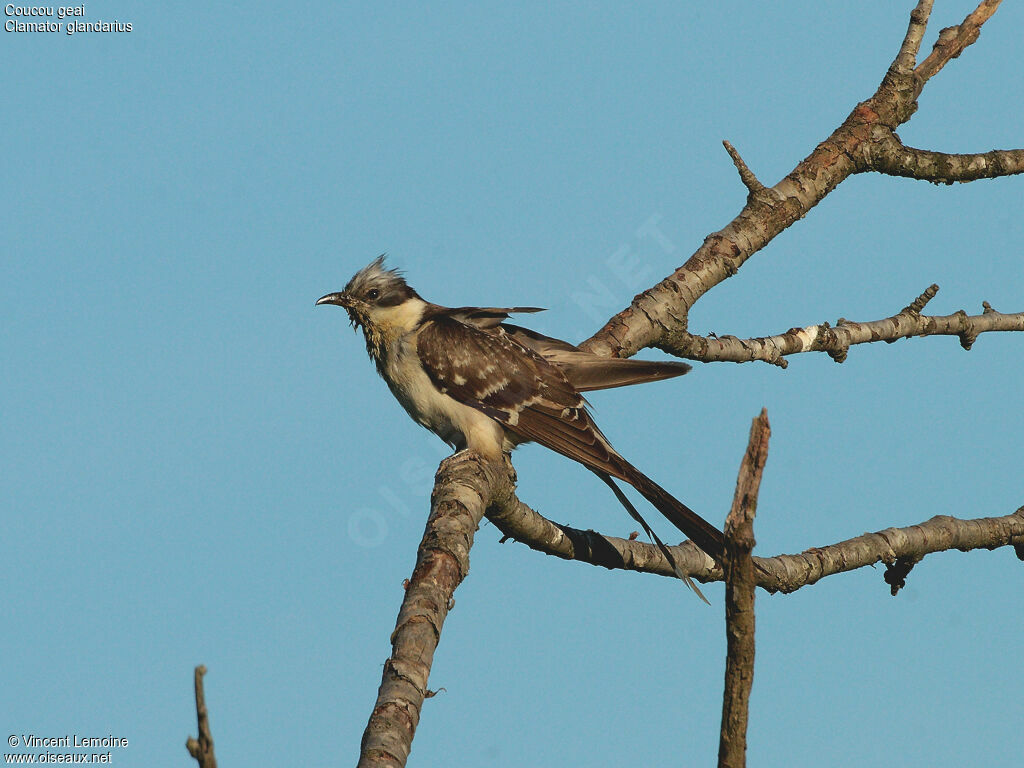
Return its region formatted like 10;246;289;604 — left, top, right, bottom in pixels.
487;479;719;580
186;665;218;768
915;0;1002;87
889;0;933;80
658;287;1024;367
764;508;1024;593
487;489;1024;593
864;135;1024;183
718;411;770;768
357;453;511;768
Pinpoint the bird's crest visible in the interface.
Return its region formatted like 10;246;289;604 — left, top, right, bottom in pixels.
344;255;412;300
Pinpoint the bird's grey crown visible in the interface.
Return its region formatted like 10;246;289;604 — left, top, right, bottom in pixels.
344;255;418;307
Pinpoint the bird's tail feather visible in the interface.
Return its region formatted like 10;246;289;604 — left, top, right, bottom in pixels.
594;473;710;604
608;459;726;564
556;357;691;393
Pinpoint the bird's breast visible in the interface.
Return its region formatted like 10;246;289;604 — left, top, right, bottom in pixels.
379;335;506;458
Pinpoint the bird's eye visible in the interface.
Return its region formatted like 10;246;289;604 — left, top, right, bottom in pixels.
366;289;380;301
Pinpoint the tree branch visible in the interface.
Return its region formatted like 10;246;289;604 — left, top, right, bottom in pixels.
718;411;770;768
186;665;218;768
864;134;1024;183
487;489;1024;594
889;0;933;80
915;0;1001;87
765;508;1024;593
657;287;1024;367
487;484;718;581
357;453;512;768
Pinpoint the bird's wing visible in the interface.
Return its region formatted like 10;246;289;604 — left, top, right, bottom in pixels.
502;324;692;392
436;316;692;392
434;305;546;330
495;323;579;354
415;315;623;474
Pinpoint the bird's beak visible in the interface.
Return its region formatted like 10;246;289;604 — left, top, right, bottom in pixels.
316;292;350;307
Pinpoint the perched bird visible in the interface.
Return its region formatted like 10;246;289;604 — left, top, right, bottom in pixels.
317;257;724;600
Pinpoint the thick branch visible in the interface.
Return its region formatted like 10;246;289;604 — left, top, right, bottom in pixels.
659;289;1024;367
357;453;511;768
487;491;1024;593
186;665;218;768
718;411;769;768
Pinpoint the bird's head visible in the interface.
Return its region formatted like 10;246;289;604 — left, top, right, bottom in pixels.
317;257;424;354
316;256;420;329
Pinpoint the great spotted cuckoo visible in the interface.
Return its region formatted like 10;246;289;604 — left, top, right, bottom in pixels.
317;257;725;600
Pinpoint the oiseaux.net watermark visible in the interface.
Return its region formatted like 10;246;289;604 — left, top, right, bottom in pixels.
570;212;679;338
348;448;447;548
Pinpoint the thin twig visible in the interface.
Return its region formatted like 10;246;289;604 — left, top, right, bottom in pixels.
903;284;940;315
723;140;765;194
487;481;719;581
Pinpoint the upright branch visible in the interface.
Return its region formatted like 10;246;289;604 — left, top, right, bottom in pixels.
186;665;218;768
718;411;770;768
723;140;766;196
891;0;933;77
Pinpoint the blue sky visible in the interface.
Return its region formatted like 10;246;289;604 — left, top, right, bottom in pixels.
2;2;1021;766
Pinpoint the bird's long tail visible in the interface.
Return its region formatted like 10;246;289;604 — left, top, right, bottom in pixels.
594;472;712;604
607;458;726;564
